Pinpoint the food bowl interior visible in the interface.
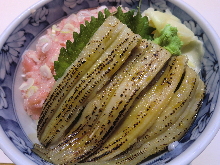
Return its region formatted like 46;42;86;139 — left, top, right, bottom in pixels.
0;0;220;165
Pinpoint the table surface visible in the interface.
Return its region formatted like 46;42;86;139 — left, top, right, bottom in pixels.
0;0;220;164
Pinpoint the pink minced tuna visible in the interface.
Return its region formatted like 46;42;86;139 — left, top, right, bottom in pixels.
20;6;123;120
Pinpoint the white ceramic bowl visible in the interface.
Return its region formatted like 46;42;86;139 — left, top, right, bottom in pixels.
0;0;220;165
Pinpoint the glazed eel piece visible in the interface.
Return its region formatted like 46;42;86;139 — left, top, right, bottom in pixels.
80;66;205;165
57;39;152;143
37;16;125;144
87;55;188;162
34;40;171;164
37;16;141;147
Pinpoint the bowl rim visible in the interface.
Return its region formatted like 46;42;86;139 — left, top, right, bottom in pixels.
0;1;52;164
0;0;220;165
168;0;220;165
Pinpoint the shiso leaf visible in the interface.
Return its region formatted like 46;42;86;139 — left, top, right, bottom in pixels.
114;7;155;40
53;7;156;80
54;9;110;80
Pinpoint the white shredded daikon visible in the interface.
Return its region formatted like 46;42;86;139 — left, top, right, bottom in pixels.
40;64;53;78
26;86;38;98
28;52;40;63
37;35;52;53
19;78;35;90
61;23;75;34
